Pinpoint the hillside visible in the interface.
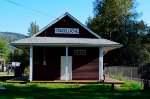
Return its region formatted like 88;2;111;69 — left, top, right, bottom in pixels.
0;32;27;43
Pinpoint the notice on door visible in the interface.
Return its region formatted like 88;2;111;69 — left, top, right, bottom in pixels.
55;28;79;34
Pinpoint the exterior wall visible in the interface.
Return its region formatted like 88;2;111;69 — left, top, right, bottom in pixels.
33;47;65;80
69;47;99;80
33;47;99;80
36;16;97;38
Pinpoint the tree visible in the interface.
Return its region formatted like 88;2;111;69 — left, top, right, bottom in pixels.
87;0;150;66
0;40;8;60
28;21;39;37
88;0;136;39
9;48;29;77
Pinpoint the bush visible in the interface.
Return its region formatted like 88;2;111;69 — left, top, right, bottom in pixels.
109;74;143;90
24;66;29;74
123;80;143;90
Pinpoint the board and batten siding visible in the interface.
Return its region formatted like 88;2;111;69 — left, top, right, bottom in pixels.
36;16;97;38
69;47;99;80
33;47;99;80
33;47;65;80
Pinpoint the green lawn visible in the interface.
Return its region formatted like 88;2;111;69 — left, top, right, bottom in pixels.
0;82;150;99
0;72;14;76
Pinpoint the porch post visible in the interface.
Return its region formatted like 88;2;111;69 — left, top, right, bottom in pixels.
65;46;68;81
99;47;104;81
29;45;33;81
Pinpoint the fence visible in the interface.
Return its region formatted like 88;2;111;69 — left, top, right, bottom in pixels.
105;66;141;81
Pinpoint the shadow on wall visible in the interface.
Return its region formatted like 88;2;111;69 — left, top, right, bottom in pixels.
138;63;150;90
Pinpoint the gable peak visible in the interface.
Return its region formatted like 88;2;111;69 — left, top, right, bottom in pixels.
32;12;101;39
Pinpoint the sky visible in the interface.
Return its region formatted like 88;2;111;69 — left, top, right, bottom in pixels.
0;0;150;35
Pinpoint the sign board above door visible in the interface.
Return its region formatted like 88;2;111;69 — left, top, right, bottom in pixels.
55;28;79;34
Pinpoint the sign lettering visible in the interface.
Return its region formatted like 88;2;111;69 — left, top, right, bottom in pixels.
55;28;79;34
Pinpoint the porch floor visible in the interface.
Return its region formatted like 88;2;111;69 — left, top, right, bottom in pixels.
6;76;123;84
31;78;123;84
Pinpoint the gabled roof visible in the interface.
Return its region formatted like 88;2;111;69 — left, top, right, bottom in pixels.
33;12;101;39
12;37;122;47
11;12;123;52
11;37;123;52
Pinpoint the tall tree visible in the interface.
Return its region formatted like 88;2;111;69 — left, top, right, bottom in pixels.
87;0;150;66
88;0;136;39
28;21;39;37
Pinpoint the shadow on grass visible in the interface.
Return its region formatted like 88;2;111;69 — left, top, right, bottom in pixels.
0;83;150;99
0;76;15;82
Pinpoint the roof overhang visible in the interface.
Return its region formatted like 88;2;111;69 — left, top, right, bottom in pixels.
11;37;123;52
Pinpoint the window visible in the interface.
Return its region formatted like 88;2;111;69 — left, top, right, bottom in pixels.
74;50;86;55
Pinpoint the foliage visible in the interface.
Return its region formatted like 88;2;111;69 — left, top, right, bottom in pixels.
0;32;26;62
9;49;23;62
24;66;29;74
0;40;9;60
88;0;136;39
123;80;142;90
87;0;150;66
8;48;29;77
28;21;39;37
138;63;150;90
109;74;143;90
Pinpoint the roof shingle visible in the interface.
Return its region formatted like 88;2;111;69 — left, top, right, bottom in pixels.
11;37;122;47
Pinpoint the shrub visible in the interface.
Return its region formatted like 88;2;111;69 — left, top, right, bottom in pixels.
24;66;29;74
123;80;143;90
109;74;143;90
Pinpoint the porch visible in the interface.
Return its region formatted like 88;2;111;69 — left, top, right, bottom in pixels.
6;76;122;83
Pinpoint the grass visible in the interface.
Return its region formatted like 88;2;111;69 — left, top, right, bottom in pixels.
108;74;143;90
0;73;149;99
0;82;150;99
0;72;14;76
0;72;14;82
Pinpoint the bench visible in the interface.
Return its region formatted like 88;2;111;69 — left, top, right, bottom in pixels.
103;81;124;91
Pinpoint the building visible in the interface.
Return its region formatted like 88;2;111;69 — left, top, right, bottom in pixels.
11;12;122;81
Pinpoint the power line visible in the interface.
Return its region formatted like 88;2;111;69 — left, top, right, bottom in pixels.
4;0;56;18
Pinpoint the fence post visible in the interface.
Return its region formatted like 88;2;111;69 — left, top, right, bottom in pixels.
131;67;132;80
110;67;111;75
116;67;117;76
